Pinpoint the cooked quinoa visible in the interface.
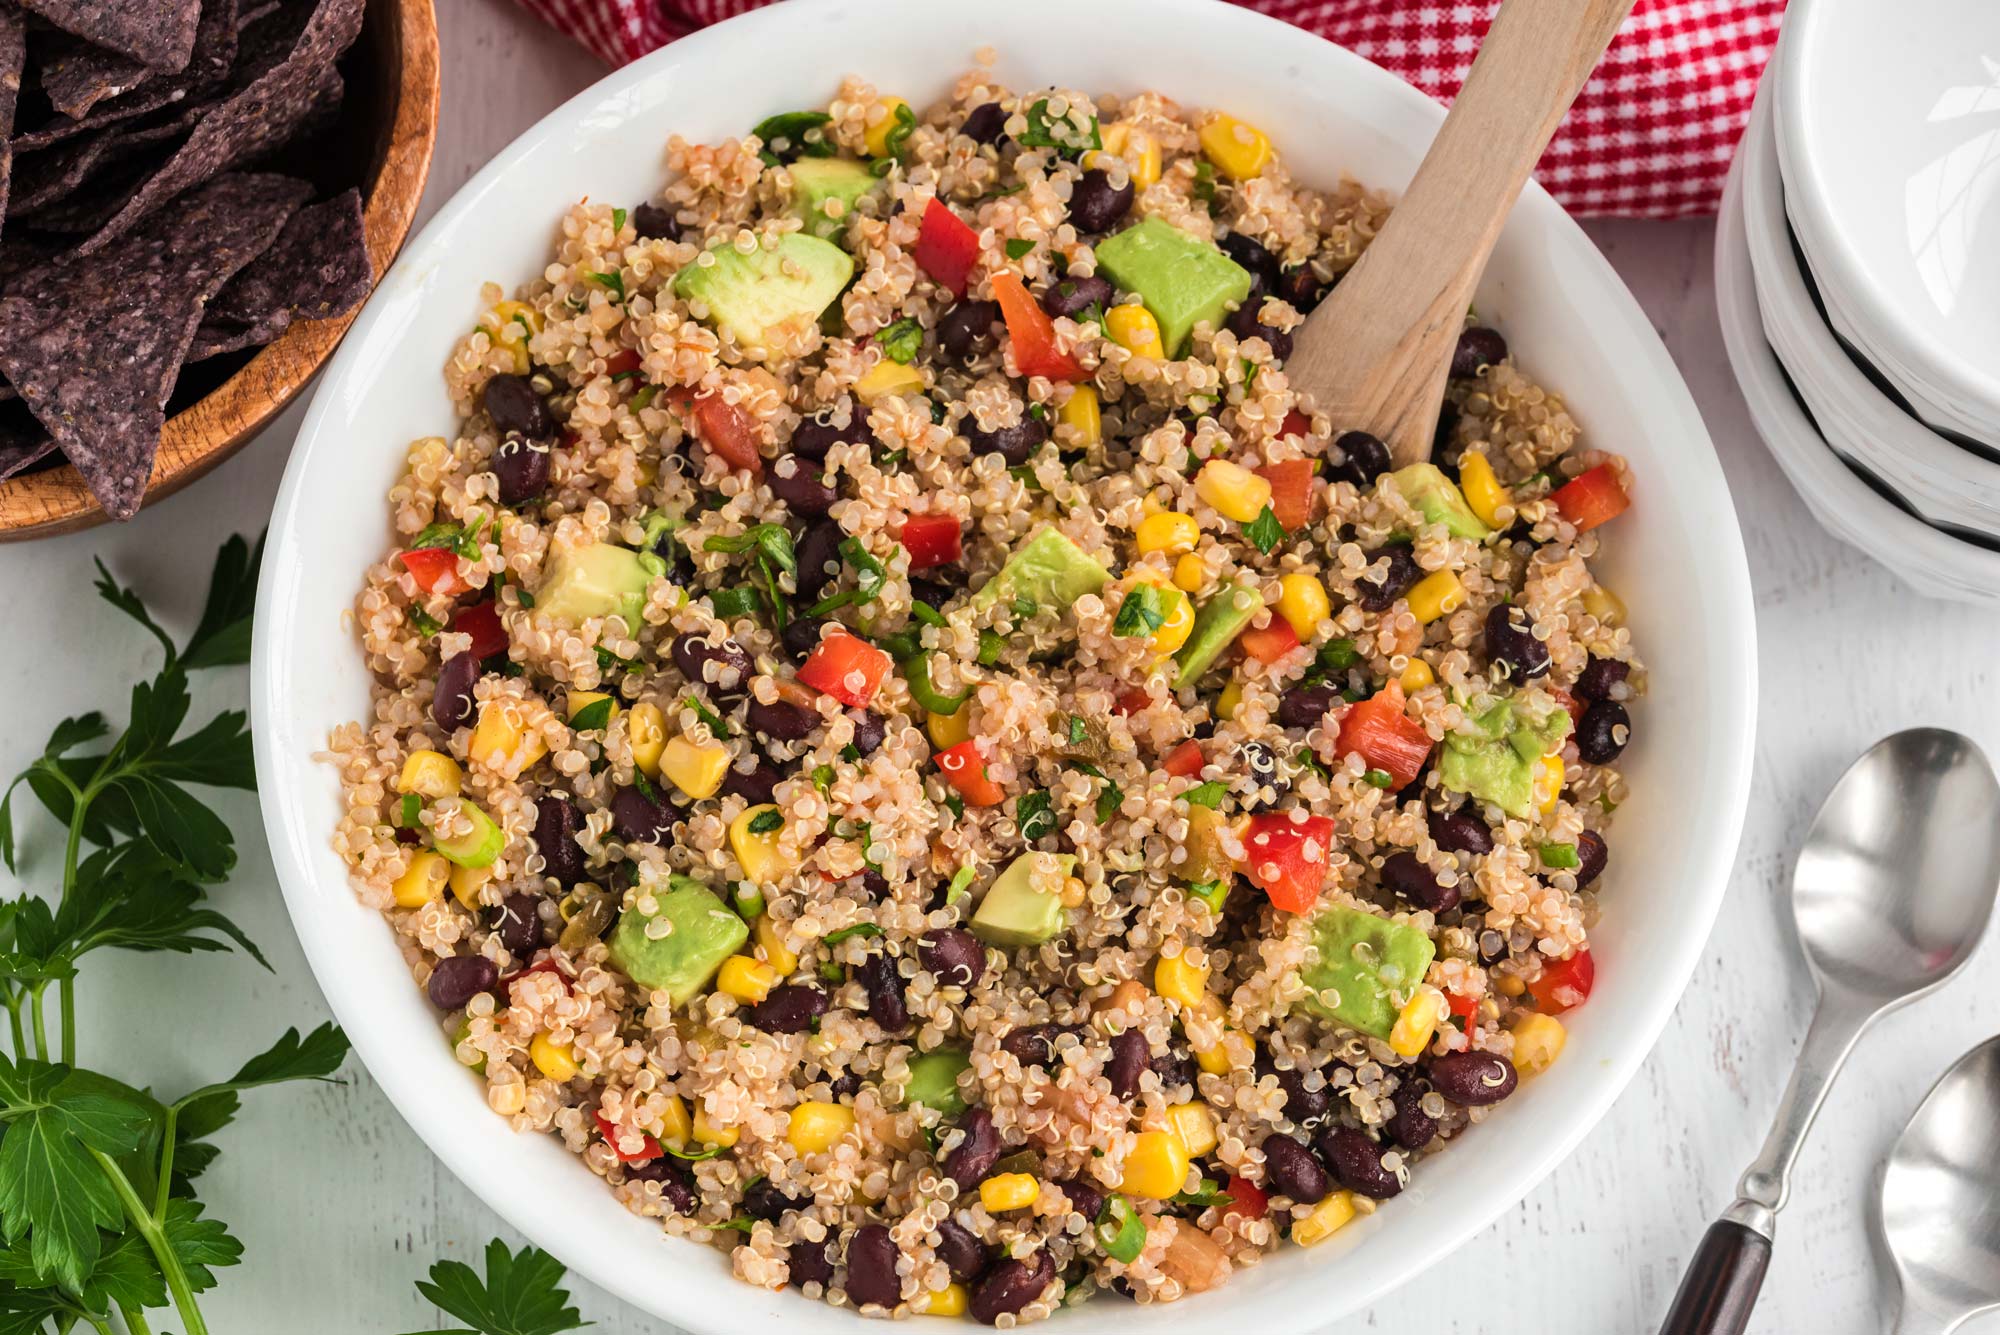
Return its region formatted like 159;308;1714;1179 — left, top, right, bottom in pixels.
326;65;1642;1325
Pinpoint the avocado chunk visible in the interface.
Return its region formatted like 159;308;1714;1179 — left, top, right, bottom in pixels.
537;542;662;631
1171;581;1265;688
904;1048;972;1117
788;158;883;246
969;527;1111;615
673;233;854;352
1094;216;1254;356
1438;695;1573;819
605;874;750;1008
433;799;503;869
1392;463;1491;541
970;852;1074;947
1298;905;1438;1040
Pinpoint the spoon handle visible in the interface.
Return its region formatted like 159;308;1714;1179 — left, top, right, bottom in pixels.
1656;1218;1772;1335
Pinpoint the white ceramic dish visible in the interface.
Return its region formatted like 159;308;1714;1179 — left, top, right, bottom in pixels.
252;3;1758;1329
1775;0;2000;448
1718;149;2000;605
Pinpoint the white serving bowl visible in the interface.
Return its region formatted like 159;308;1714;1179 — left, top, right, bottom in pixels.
252;3;1756;1330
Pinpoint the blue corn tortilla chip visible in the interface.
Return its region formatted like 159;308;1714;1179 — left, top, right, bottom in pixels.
0;3;21;242
18;0;201;73
11;120;180;216
208;187;367;327
0;171;309;518
35;33;152;120
14;0;239;149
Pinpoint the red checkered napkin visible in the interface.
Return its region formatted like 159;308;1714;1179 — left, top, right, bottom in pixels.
509;0;1784;219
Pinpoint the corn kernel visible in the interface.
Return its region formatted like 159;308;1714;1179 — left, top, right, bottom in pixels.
1198;113;1273;180
730;804;799;884
1106;303;1165;359
1458;452;1510;528
1155;950;1210;1008
1399;659;1436;694
1165;1101;1219;1157
391;851;450;908
1097;121;1130;156
693;1106;738;1147
627;701;666;776
449;861;491;911
863;96;910;158
1512;1012;1568;1075
979;1173;1041;1212
1194;1041;1234;1077
928;706;971;750
491;299;542;336
1137;511;1200;557
756;915;798;976
1194;459;1273;524
1582;583;1626;626
1216;678;1244;721
1497;974;1527;998
787;1101;856;1154
397;750;462;798
1406;569;1466;625
1536;753;1565;813
660;735;730;799
717;955;779;1005
1119;1129;1190;1200
1293;1191;1358;1246
1127;128;1162;189
1151;584;1194;657
529;1033;579;1082
488;300;541;374
469;699;549;778
656;1094;693;1146
915;1283;968;1317
1172;552;1207;593
1275;573;1331;640
565;690;613;724
854;358;926;403
1389;986;1447;1058
1060;384;1102;447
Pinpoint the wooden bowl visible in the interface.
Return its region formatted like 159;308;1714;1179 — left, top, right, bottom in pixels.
0;0;441;541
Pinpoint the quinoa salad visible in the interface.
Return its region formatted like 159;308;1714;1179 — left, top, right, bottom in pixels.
326;65;1640;1325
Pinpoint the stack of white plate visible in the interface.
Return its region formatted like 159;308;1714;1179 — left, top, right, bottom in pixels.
1716;0;2000;603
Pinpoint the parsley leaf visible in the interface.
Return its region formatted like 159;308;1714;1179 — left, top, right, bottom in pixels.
584;270;625;301
683;696;730;739
405;1238;590;1335
1004;238;1035;260
747;809;784;835
1111;583;1166;637
1094;778;1124;825
1015;791;1056;842
875;318;923;364
611;207;627;233
1018;97;1102;156
568;697;613;733
1181;781;1228;808
1243;505;1286;554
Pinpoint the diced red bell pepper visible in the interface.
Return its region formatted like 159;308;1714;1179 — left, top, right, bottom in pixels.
1550;465;1629;532
1278;409;1312;441
914;198;982;298
797;632;892;707
1113;688;1155;716
1255;458;1315;532
934;739;1004;807
1239;616;1302;666
1445;989;1480;1021
992;271;1086;382
1528;948;1595;1015
453;601;507;660
398;546;471;597
667;387;764;476
592;1112;663;1164
899;513;963;570
1224;1174;1269;1220
1334;681;1432;790
1163;740;1205;778
1239;812;1339;913
604;347;642;377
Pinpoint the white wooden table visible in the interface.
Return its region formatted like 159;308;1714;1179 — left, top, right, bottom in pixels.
7;2;1997;1330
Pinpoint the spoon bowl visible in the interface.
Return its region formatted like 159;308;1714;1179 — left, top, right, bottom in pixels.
1880;1036;2000;1333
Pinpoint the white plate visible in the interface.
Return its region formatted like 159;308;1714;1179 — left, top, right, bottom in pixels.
1775;0;2000;444
251;4;1758;1331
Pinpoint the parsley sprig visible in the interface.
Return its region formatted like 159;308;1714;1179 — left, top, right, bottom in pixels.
403;1239;590;1335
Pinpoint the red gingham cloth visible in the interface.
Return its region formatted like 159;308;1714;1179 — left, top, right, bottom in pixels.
508;0;1784;219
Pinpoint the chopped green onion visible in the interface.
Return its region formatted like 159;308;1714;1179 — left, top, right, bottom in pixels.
630;385;658;412
733;883;766;920
409;607;442;637
1186;878;1229;912
911;599;948;628
977;630;1007;666
903;650;971;716
1096;1195;1146;1263
812;764;836;792
704;523;797;575
823;922;883;945
398;793;422;827
946;866;977;905
819;962;846;983
806;537;888;616
709;586;762;619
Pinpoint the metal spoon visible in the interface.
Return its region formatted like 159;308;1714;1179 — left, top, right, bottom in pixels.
1879;1036;2000;1334
1659;729;2000;1335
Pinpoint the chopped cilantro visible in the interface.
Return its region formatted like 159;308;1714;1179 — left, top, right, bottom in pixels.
684;695;731;738
1015;790;1056;842
876;317;924;364
1112;582;1166;637
411;513;488;560
612;206;628;233
1094;779;1124;825
823;923;884;944
585;270;626;301
812;764;836;792
1362;768;1394;789
1243;505;1286;554
1181;780;1227;808
1005;238;1036;260
1068;716;1088;745
569;697;614;732
748;808;784;835
409;607;442;636
1018;97;1102;156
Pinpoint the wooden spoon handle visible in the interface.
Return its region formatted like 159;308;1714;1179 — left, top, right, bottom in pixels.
1288;0;1634;466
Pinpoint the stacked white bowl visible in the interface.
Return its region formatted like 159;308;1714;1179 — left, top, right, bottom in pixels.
1717;0;2000;603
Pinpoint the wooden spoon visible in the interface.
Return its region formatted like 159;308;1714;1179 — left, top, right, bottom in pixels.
1287;0;1635;467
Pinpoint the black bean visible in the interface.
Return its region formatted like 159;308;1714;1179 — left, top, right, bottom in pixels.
970;1250;1053;1325
1040;274;1113;321
941;1107;1002;1189
769;455;837;515
1329;430;1391;488
961;101;1007;145
1314;1126;1401;1199
627;1155;695;1213
781;615;827;661
847;709;886;756
859;953;908;1032
936;1217;990;1283
844;1224;903;1309
630;201;680;241
746;697;817;741
1263;1061;1331;1129
794;519;845;600
1576;699;1630;765
610;785;673;846
671;630;752;693
788;1238;835;1288
534;796;586;884
1387;1078;1438;1151
966;416;1047;466
1107;1029;1149;1099
920;928;986;988
1219;232;1281;288
858;868;890;900
482;373;556;442
493;435;551;506
1484;604;1550;682
432;651;480;732
1277;684;1341;730
721;761;783;806
938;300;1001;361
1068;169;1133;233
1000;1023;1065;1068
1428;1051;1518;1106
1574;829;1608;888
1383;850;1458;914
1240;740;1279;789
1451;326;1508;379
1225;298;1293;360
743;1178;803;1221
1261;1134;1329;1204
1055;1178;1103;1225
746;984;828;1034
1358;545;1422;612
1276;265;1328;312
426;955;497;1009
1573;655;1629;703
490;893;544;956
791;409;859;461
394;825;422;845
1428;803;1494;856
1149;1047;1197;1095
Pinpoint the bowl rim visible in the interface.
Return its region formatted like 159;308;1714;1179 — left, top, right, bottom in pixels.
254;3;1756;1328
0;0;442;543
